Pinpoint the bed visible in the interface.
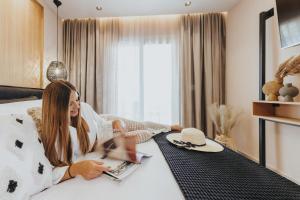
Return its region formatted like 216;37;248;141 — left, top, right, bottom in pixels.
31;140;184;200
1;85;300;200
0;85;185;200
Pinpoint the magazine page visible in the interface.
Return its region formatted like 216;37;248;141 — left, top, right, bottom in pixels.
102;151;152;181
100;136;137;162
77;136;152;181
76;151;151;181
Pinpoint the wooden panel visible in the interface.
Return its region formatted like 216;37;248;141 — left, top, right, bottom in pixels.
258;116;300;126
253;100;300;126
253;100;300;106
253;102;275;116
0;0;44;88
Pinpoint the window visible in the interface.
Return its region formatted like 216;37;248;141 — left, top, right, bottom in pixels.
116;43;179;124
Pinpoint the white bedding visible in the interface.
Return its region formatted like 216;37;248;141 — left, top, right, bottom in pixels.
0;100;184;200
0;100;42;114
31;140;184;200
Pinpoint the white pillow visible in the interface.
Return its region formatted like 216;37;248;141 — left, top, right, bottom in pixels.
0;114;52;200
0;100;42;115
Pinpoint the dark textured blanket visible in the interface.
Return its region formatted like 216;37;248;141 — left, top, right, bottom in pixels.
153;132;300;200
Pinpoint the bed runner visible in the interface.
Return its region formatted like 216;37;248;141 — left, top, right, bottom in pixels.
153;132;300;200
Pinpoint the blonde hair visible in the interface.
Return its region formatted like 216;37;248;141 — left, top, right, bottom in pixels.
41;81;90;167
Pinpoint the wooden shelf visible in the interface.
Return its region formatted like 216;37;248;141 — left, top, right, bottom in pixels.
255;116;300;126
253;100;300;106
253;100;300;126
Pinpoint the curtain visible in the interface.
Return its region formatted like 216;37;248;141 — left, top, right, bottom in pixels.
63;13;226;132
63;16;180;124
96;19;120;114
115;15;180;124
63;19;97;108
63;18;119;113
180;13;226;138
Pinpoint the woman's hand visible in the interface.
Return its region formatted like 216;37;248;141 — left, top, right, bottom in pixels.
71;160;110;180
123;135;137;162
112;120;126;133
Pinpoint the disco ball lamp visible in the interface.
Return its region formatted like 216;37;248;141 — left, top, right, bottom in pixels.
46;0;68;82
46;61;68;81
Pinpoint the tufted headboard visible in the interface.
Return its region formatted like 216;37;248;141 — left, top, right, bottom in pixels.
0;85;44;104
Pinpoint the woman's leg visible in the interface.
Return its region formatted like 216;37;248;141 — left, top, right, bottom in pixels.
125;130;153;143
100;114;145;131
99;114;182;134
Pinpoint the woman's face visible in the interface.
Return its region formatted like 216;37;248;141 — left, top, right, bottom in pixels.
69;90;80;117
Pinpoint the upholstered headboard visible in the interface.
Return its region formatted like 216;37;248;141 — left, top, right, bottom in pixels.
0;85;43;103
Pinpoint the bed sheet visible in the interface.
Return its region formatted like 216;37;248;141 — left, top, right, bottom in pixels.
31;139;184;200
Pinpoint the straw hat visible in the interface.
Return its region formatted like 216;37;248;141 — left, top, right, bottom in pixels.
166;128;224;152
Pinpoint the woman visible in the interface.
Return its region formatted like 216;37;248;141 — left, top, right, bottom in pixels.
41;81;181;184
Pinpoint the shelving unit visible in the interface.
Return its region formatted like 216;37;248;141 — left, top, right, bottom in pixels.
253;100;300;126
256;7;298;167
258;8;273;167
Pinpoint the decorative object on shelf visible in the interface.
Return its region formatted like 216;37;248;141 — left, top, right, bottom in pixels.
261;55;300;101
278;83;299;102
208;103;242;151
46;0;67;82
275;54;300;83
262;80;283;101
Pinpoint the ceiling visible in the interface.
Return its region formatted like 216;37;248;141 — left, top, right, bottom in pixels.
44;0;241;19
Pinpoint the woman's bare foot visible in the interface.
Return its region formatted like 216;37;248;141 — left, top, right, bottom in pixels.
112;120;126;133
171;124;183;132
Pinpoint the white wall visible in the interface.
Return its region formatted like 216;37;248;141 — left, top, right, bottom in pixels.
227;0;300;184
37;0;63;87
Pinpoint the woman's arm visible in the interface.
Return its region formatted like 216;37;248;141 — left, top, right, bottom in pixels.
57;160;111;183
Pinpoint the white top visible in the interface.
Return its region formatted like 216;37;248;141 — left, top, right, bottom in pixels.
52;103;114;184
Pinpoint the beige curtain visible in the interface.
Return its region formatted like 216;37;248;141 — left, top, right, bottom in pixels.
116;15;180;123
180;13;226;138
63;13;226;133
63;16;180;118
63;18;119;113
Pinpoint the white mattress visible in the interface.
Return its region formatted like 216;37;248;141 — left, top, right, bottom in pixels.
31;140;184;200
0;100;184;200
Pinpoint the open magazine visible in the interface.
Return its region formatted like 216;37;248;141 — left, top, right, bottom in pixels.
100;151;152;181
98;136;152;181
